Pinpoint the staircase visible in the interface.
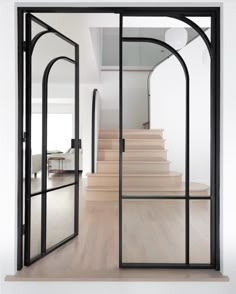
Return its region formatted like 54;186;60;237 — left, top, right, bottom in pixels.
86;129;209;201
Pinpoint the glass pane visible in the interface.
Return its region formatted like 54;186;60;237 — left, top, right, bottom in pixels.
190;200;210;263
46;60;75;189
188;21;211;197
122;16;186;198
122;200;185;263
31;18;75;195
46;185;75;250
30;195;41;259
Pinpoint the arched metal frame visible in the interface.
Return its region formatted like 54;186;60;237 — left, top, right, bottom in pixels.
24;14;80;266
170;16;212;56
119;13;219;270
121;35;191;265
146;16;212;126
41;56;77;254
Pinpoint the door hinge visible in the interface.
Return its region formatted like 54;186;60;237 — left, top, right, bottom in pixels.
23;41;27;51
22;132;26;142
122;138;125;152
22;224;25;235
71;138;82;149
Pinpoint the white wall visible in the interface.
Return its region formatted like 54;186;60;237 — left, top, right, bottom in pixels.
1;1;236;294
150;31;210;186
99;71;149;129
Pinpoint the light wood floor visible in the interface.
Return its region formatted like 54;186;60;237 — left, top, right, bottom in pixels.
9;174;227;281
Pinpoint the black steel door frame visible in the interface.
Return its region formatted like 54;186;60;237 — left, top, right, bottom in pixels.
18;12;80;269
119;11;220;269
17;6;220;271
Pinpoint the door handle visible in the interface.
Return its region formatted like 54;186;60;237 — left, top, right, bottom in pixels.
71;139;82;149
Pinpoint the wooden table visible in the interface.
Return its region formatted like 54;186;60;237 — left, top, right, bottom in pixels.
48;156;65;175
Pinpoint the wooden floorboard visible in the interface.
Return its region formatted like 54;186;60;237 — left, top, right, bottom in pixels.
9;175;227;281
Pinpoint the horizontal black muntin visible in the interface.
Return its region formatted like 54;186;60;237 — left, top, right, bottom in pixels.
18;7;219;16
28;233;76;266
122;196;211;200
120;263;214;269
30;182;77;197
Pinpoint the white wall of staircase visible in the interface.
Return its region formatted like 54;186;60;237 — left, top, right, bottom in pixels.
150;30;211;186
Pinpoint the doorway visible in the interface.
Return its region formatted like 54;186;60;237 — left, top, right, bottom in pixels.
17;7;220;275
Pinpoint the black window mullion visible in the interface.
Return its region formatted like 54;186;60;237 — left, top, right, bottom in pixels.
41;50;49;254
185;60;190;265
24;13;32;266
74;44;80;236
119;13;123;268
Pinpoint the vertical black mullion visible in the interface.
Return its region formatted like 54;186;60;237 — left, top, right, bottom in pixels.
91;89;96;173
119;13;123;267
41;57;49;254
210;12;216;268
213;8;221;270
74;44;79;235
210;10;221;269
215;8;221;271
17;9;24;271
24;13;32;266
185;66;190;265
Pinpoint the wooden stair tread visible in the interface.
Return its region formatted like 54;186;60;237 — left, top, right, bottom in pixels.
99;138;165;141
87;171;181;177
97;160;170;164
87;182;209;192
98;149;168;152
100;129;164;132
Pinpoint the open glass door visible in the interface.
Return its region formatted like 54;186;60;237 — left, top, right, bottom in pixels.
24;13;80;265
119;12;219;269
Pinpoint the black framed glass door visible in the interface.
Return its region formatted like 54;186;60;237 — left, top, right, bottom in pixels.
119;10;220;269
17;6;220;272
24;13;80;266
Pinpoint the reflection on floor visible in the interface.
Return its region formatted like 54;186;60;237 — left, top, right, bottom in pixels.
12;174;227;281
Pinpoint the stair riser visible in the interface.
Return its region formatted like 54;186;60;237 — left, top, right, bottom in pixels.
123;176;181;187
97;162;170;174
87;175;182;188
98;150;167;161
87;191;118;201
98;140;165;150
87;176;118;187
